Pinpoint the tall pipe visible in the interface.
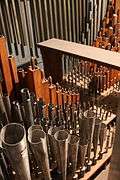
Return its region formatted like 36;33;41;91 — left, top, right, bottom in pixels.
3;94;11;122
23;98;34;129
77;116;89;177
93;118;101;164
48;126;63;163
0;94;9;125
0;123;31;180
68;134;79;177
54;130;70;180
99;122;107;159
28;124;43;134
28;129;51;180
84;110;95;170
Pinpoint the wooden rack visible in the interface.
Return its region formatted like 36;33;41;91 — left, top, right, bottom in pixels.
38;38;119;180
38;38;120;83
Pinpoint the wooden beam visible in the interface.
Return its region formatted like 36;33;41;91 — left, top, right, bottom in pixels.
40;46;63;83
0;36;13;95
38;38;120;70
115;0;120;12
81;149;112;180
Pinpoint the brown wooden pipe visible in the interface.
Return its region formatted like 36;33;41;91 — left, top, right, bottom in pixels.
0;36;13;95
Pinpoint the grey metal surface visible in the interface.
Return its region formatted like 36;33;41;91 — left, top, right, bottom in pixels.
0;0;108;66
28;128;51;180
54;129;70;180
0;123;31;180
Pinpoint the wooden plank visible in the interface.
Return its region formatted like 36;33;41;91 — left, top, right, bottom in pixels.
8;55;19;84
0;36;13;95
115;0;120;12
38;38;120;70
40;47;63;83
81;149;112;180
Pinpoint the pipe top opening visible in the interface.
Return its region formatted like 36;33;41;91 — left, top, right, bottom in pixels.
54;130;69;141
0;123;25;146
28;129;46;144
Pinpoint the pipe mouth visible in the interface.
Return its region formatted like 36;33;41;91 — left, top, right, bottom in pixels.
95;118;101;125
48;126;63;136
54;130;69;141
69;135;79;145
28;129;46;144
0;123;25;146
28;125;43;135
101;122;106;129
84;110;95;119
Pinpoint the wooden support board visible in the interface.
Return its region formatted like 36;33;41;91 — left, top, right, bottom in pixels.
81;149;112;180
0;36;13;95
38;38;120;70
92;106;116;125
115;0;120;12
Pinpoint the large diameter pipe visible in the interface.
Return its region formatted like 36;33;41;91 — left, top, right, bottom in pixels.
0;123;31;180
48;126;63;163
28;129;51;180
28;124;43;134
68;134;79;177
54;130;70;180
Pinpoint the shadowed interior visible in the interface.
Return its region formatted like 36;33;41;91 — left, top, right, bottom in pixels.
1;123;24;145
69;135;80;144
28;129;45;144
28;125;43;135
54;130;69;141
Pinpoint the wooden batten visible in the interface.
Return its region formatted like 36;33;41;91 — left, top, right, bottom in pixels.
26;66;42;100
49;84;57;105
8;56;19;84
56;90;62;106
0;36;13;95
42;79;50;104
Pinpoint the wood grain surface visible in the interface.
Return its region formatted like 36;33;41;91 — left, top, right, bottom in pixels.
38;38;120;70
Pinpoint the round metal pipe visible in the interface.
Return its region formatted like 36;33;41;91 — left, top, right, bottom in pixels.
28;124;43;135
84;110;95;165
28;129;51;180
93;118;101;164
99;122;107;159
48;126;63;162
0;123;31;180
54;130;70;180
68;134;79;176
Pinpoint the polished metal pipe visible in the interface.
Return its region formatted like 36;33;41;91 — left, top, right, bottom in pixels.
3;94;11;122
12;101;23;124
23;98;34;129
68;134;79;177
93;118;101;164
48;126;63;163
28;129;51;180
84;110;95;169
28;124;43;134
0;94;9;125
54;130;70;180
77;143;88;177
0;123;31;180
99;122;107;159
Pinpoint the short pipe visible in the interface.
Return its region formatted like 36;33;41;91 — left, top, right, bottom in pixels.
48;126;63;162
0;123;31;180
54;130;70;180
68;134;79;176
28;129;51;180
